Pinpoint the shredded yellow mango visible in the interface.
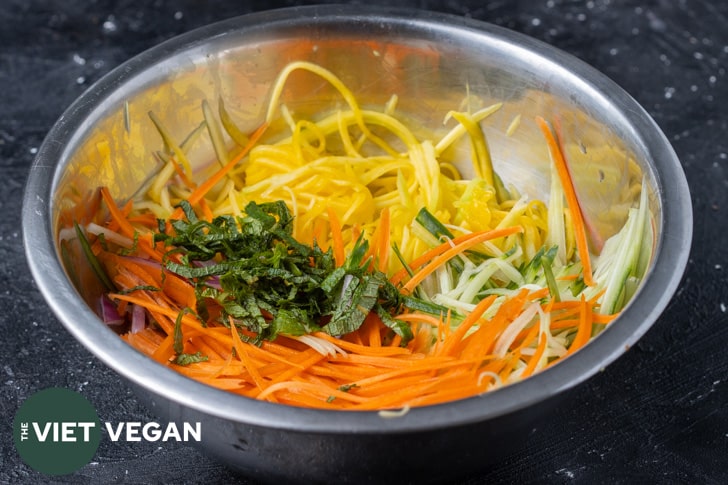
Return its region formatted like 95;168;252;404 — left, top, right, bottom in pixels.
146;61;546;276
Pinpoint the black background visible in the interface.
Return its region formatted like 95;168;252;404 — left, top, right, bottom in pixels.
2;1;727;483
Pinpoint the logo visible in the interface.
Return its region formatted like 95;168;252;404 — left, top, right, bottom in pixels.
13;387;203;476
13;387;101;476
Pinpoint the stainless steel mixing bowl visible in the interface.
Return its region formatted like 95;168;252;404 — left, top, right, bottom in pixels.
22;5;692;483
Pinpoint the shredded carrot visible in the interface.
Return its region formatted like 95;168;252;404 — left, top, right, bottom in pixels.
151;334;175;364
168;155;196;189
123;327;164;357
99;188;137;240
401;226;523;293
127;212;159;227
170;122;268;220
566;294;593;355
99;187;165;262
521;333;548;378
557;274;579;281
391;229;513;285
460;289;531;361
535;116;594;286
198;198;215;223
512;321;540;353
312;332;410;356
362;312;383;347
438;295;497;357
114;278;612;409
229;317;267;391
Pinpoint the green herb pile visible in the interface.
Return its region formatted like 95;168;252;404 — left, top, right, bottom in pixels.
157;200;414;344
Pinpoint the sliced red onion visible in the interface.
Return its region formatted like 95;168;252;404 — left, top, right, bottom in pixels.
191;260;223;289
99;295;125;326
205;276;222;290
130;303;146;334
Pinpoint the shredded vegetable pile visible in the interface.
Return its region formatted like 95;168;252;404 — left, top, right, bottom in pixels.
71;61;653;411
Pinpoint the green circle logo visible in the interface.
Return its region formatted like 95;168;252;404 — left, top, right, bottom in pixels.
13;387;101;475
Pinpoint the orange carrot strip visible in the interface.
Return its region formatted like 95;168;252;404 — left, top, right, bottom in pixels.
109;255;197;309
345;357;478;391
84;188;103;226
199;198;214;223
391;229;509;285
351;224;362;242
151;334;175;364
312;332;410;356
438;295;497;357
566;294;593;356
460;290;530;361
223;333;304;369
188;336;223;361
310;362;384;381
394;312;445;328
521;332;548;379
342;329;365;346
365;313;382;347
513;322;540;353
109;274;176;335
351;372;467;410
274;393;345;409
328;353;427;369
535;116;594;286
548;318;580;330
557;274;579;281
256;381;369;405
203;335;234;360
99;187;164;262
594;313;618;324
127;212;159;228
402;226;523;293
168;155;196;189
266;350;327;386
404;371;494;407
229;318;267;391
406;324;435;354
103;197;132;235
109;294;231;345
553;116;606;253
123;327;164;357
99;187;137;239
348;366;476;401
170;122;268;220
498;352;522;382
528;287;551;301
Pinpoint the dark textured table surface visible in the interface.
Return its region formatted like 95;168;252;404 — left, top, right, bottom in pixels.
2;1;727;483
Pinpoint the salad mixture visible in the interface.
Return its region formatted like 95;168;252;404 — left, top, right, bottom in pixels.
66;61;653;410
